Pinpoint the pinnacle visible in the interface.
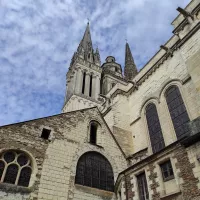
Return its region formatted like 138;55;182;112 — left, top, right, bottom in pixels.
124;42;138;80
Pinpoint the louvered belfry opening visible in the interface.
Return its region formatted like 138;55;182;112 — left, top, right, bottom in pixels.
165;85;190;139
146;103;165;153
75;152;114;191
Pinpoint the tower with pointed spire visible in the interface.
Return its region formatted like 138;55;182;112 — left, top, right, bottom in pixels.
63;23;138;113
62;23;102;113
124;42;138;80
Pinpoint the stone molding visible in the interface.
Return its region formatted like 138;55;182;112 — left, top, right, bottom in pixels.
107;21;200;101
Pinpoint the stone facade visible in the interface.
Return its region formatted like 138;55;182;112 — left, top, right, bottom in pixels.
1;0;200;200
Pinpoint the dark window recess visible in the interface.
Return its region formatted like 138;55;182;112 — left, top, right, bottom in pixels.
160;160;174;181
137;172;149;200
89;75;92;97
18;167;32;187
118;191;122;200
4;164;18;184
165;86;190;139
146;103;165;153
41;128;51;140
112;83;116;88
90;123;97;144
82;72;86;94
0;161;5;179
75;152;114;192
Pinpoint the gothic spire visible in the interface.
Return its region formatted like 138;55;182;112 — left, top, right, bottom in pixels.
124;42;138;80
80;22;93;53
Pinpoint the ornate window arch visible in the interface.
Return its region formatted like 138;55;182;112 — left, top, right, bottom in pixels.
145;103;165;153
165;85;190;139
0;150;33;187
75;151;114;191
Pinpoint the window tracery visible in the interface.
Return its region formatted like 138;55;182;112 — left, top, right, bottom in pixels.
0;150;32;187
75;152;114;191
165;85;190;139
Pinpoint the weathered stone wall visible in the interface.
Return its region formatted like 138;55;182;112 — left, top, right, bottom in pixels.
0;108;127;200
116;143;200;200
104;27;200;156
0;117;50;200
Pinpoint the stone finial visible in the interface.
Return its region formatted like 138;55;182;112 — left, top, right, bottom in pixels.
124;42;138;81
94;47;101;66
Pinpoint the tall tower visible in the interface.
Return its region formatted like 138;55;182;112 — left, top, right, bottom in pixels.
124;42;138;80
62;23;102;113
101;56;127;95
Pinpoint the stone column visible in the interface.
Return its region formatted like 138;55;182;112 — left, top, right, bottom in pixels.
71;70;76;92
95;75;100;100
92;75;96;99
84;72;90;96
75;67;82;94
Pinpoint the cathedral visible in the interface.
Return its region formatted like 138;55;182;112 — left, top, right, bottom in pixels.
0;0;200;199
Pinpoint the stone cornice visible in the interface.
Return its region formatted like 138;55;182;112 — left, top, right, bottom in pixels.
109;21;200;100
173;3;200;34
72;56;102;73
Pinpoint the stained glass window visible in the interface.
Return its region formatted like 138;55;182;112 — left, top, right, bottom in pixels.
75;152;114;191
0;150;32;187
165;86;190;139
146;103;165;153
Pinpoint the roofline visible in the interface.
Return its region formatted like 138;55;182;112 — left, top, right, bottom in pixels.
0;106;97;128
96;107;127;159
171;0;194;25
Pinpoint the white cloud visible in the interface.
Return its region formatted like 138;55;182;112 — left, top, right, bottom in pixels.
0;0;190;125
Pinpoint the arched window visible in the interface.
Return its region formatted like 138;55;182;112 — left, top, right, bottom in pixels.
146;103;165;153
0;150;32;187
165;85;190;139
90;121;98;145
75;152;114;191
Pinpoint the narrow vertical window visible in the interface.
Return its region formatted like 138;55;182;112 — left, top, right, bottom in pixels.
137;172;149;200
82;72;86;94
90;122;97;144
165;85;190;139
118;190;122;200
146;103;165;153
89;74;92;97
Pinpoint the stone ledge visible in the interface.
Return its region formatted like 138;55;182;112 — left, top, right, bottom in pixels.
160;190;181;199
0;183;33;194
75;184;114;198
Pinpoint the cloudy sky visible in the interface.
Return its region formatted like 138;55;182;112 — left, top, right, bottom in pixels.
0;0;190;126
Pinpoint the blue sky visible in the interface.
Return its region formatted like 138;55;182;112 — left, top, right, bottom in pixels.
0;0;190;126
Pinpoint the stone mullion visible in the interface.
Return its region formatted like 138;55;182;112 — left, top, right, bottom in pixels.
84;72;91;96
